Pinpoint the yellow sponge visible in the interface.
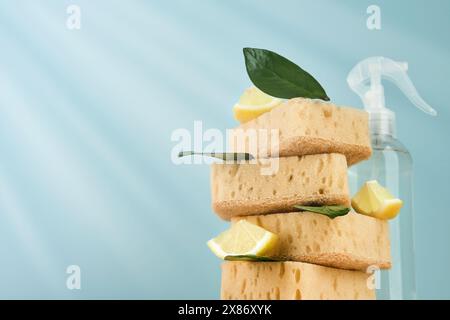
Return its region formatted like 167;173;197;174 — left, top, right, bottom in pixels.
211;153;349;220
233;211;391;271
228;98;371;165
221;261;375;300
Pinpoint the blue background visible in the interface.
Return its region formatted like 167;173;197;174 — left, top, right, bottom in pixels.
0;0;448;299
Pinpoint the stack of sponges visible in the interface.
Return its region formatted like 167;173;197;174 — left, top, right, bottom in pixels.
210;98;391;300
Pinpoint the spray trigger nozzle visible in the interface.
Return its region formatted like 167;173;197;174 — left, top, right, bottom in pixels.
347;57;437;116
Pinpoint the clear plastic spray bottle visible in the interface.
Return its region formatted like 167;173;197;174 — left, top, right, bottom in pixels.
347;57;437;300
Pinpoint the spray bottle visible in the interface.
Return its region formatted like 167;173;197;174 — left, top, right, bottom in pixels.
347;57;437;300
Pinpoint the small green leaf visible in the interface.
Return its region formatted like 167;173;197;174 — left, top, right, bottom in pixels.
224;254;280;262
243;47;329;101
293;205;350;219
178;151;254;161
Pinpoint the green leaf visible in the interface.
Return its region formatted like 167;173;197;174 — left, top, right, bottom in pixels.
178;151;254;161
224;254;280;262
243;47;330;101
293;205;350;219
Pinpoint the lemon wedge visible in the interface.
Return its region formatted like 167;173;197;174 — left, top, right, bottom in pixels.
207;220;278;259
351;180;403;220
233;87;282;123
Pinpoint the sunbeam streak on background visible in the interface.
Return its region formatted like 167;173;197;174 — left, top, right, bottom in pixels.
0;172;62;296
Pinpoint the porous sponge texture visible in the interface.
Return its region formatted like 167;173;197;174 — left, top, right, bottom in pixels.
221;261;375;300
211;153;349;220
228;98;371;166
232;211;391;271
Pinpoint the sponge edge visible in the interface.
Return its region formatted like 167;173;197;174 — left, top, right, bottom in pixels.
211;153;350;220
221;261;375;300
228;98;372;166
232;211;391;271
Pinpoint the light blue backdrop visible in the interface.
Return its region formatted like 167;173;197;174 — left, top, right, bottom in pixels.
0;0;448;299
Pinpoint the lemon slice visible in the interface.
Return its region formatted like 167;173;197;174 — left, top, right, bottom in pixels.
207;220;278;259
351;180;403;220
233;87;282;123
